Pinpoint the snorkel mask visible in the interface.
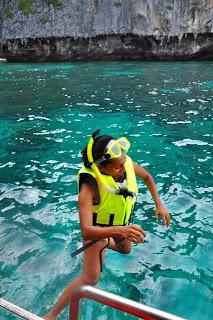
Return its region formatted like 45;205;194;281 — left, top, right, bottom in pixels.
87;129;134;198
95;136;130;165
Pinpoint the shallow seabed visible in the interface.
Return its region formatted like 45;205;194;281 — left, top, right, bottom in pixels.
0;61;212;320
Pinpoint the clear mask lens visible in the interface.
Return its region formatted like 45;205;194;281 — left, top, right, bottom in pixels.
110;143;121;156
117;137;130;151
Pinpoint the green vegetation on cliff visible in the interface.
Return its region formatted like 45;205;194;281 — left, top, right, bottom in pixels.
17;0;37;16
4;6;13;19
4;0;62;19
48;0;61;7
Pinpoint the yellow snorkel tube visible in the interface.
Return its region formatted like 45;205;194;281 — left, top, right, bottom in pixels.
87;129;135;198
87;130;119;194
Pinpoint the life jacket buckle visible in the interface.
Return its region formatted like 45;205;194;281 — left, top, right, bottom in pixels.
118;188;135;198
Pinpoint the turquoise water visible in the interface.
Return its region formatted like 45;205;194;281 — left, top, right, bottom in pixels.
0;61;212;320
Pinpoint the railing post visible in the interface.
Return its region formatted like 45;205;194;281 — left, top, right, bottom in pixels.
70;285;186;320
69;290;82;320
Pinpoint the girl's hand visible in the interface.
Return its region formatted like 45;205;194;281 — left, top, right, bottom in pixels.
155;204;170;227
120;224;147;244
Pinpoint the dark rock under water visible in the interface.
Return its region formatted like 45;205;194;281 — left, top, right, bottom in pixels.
3;33;213;62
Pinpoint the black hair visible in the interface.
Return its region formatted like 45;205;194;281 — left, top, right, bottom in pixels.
81;135;114;168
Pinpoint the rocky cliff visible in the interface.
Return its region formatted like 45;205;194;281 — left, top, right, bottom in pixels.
1;0;213;61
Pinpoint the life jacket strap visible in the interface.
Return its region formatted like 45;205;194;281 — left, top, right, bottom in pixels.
71;239;98;257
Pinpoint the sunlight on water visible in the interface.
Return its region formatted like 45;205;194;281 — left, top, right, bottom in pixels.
0;61;212;320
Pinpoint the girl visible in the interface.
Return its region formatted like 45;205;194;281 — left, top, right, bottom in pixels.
45;130;170;320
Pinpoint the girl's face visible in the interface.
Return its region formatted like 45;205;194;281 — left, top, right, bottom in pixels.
99;155;126;181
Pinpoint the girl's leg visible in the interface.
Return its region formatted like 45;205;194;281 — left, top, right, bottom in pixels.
108;237;132;254
44;239;107;320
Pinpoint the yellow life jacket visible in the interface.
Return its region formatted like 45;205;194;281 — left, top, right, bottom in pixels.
78;156;138;226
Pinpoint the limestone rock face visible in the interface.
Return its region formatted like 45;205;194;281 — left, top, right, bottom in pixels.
1;0;213;61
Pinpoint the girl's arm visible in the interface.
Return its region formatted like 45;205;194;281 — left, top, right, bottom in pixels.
133;162;170;226
78;183;146;242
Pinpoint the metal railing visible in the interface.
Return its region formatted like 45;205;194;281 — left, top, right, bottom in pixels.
0;286;186;320
69;285;186;320
0;298;44;320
